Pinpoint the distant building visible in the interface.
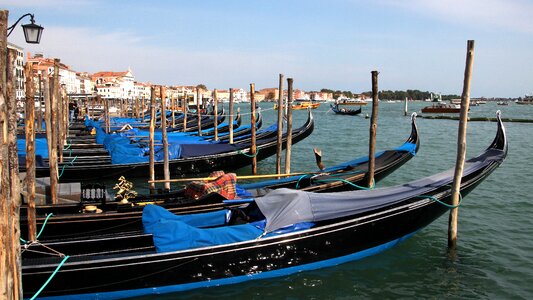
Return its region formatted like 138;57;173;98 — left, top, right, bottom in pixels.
308;91;333;101
27;53;78;95
232;88;248;102
134;81;151;99
91;70;135;99
75;72;94;95
7;43;25;102
257;88;279;101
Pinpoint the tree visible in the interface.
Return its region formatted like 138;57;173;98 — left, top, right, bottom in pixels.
196;84;207;91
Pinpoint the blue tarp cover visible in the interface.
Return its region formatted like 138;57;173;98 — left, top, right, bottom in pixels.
17;138;49;158
142;204;314;253
143;205;262;253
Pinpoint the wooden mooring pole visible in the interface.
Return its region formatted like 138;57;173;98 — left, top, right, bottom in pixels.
24;62;37;241
448;40;475;250
367;71;379;188
182;93;187;131
284;78;294;174
1;11;25;295
37;72;43;131
196;88;202;136
229;88;234;144
250;83;257;174
213;89;219;141
0;11;13;298
160;86;170;191
149;87;156;193
171;94;176;128
276;74;284;176
49;60;60;203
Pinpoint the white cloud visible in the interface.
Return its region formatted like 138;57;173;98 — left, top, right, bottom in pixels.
9;25;300;89
2;0;93;8
380;0;533;34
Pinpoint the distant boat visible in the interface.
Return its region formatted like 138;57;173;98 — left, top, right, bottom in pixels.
330;104;362;115
516;95;533;105
336;98;368;106
421;102;462;114
497;101;509;106
274;101;320;110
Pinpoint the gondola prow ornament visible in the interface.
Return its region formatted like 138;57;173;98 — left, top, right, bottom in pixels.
113;176;138;203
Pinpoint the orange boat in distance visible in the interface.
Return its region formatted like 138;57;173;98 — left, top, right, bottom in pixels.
274;101;320;110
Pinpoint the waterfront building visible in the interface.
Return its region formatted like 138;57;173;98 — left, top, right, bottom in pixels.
7;43;25;103
27;53;78;95
133;81;151;99
233;88;248;102
75;72;94;95
91;70;135;99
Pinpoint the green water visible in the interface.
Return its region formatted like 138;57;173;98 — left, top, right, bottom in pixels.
132;101;532;299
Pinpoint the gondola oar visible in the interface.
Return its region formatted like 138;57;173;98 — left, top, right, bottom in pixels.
148;172;323;183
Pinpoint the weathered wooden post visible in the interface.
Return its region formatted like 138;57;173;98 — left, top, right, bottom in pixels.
49;60;60;203
6;45;23;298
171;94;176;128
284;78;294;174
0;12;12;298
276;74;284;175
213;89;219;141
149;87;156;193
58;87;66;163
229;88;234;144
250;83;257;174
448;40;475;250
196;88;202;136
103;96;110;133
43;76;52;173
37;72;43;131
24;62;37;241
160;86;170;191
182;93;188;131
141;96;145;120
367;71;379;188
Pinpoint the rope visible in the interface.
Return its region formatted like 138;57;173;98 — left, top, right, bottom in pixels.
238;147;260;158
20;213;54;244
37;213;54;239
313;177;374;190
29;255;70;300
58;156;78;179
416;193;463;209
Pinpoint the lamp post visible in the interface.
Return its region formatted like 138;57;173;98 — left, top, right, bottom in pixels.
7;13;44;44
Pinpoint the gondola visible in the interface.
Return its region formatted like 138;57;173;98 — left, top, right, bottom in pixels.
20;114;419;241
34;110;314;182
330;103;362;115
21;111;507;299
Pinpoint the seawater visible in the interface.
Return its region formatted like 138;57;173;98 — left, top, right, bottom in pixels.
129;101;532;299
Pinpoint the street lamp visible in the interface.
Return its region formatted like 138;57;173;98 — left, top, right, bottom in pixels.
7;13;44;44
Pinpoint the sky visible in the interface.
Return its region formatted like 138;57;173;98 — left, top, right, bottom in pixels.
5;0;533;97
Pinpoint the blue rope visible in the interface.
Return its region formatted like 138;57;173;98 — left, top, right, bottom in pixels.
416;193;463;209
30;255;70;300
238;147;260;158
314;177;374;190
58;156;78;179
20;213;54;243
295;174;311;189
36;213;54;239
